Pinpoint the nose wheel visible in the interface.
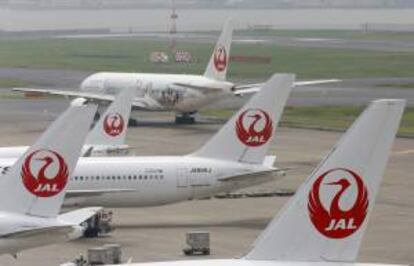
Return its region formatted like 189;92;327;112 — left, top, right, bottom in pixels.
175;112;196;124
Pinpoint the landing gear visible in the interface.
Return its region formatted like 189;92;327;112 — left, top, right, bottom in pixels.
175;112;197;124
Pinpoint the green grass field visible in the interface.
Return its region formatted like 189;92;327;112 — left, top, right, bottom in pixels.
202;106;414;138
0;37;414;80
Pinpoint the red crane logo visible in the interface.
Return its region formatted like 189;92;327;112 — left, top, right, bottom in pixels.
103;112;125;137
308;168;369;239
21;149;69;197
213;45;227;72
235;109;273;147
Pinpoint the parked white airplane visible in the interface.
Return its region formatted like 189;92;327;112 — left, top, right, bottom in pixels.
14;20;339;123
0;103;101;256
107;99;406;266
3;74;293;208
0;86;135;159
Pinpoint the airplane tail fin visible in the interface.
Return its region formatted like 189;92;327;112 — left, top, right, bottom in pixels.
245;99;405;262
0;104;96;218
192;74;294;164
203;18;233;81
85;86;135;147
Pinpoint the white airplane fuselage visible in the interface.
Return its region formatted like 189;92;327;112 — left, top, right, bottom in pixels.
0;156;274;208
80;73;235;112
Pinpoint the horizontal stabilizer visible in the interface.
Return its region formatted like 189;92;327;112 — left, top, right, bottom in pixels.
2;225;73;239
66;189;138;198
58;207;103;225
218;168;284;182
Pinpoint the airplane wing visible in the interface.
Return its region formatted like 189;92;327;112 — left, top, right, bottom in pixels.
13;87;153;109
218;168;289;182
233;79;341;96
13;87;115;101
2;217;97;241
66;188;138;198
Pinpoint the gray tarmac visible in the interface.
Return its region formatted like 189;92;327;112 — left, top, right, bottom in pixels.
59;32;414;53
1;67;414;107
0;98;411;266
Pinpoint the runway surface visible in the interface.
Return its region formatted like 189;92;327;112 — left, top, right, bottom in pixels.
1;67;414;107
59;31;414;53
0;98;411;266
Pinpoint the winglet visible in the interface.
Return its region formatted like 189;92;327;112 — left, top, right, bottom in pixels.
0;104;97;218
203;18;233;81
245;99;405;262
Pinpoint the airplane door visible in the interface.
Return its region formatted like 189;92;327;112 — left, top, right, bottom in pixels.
176;168;188;188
